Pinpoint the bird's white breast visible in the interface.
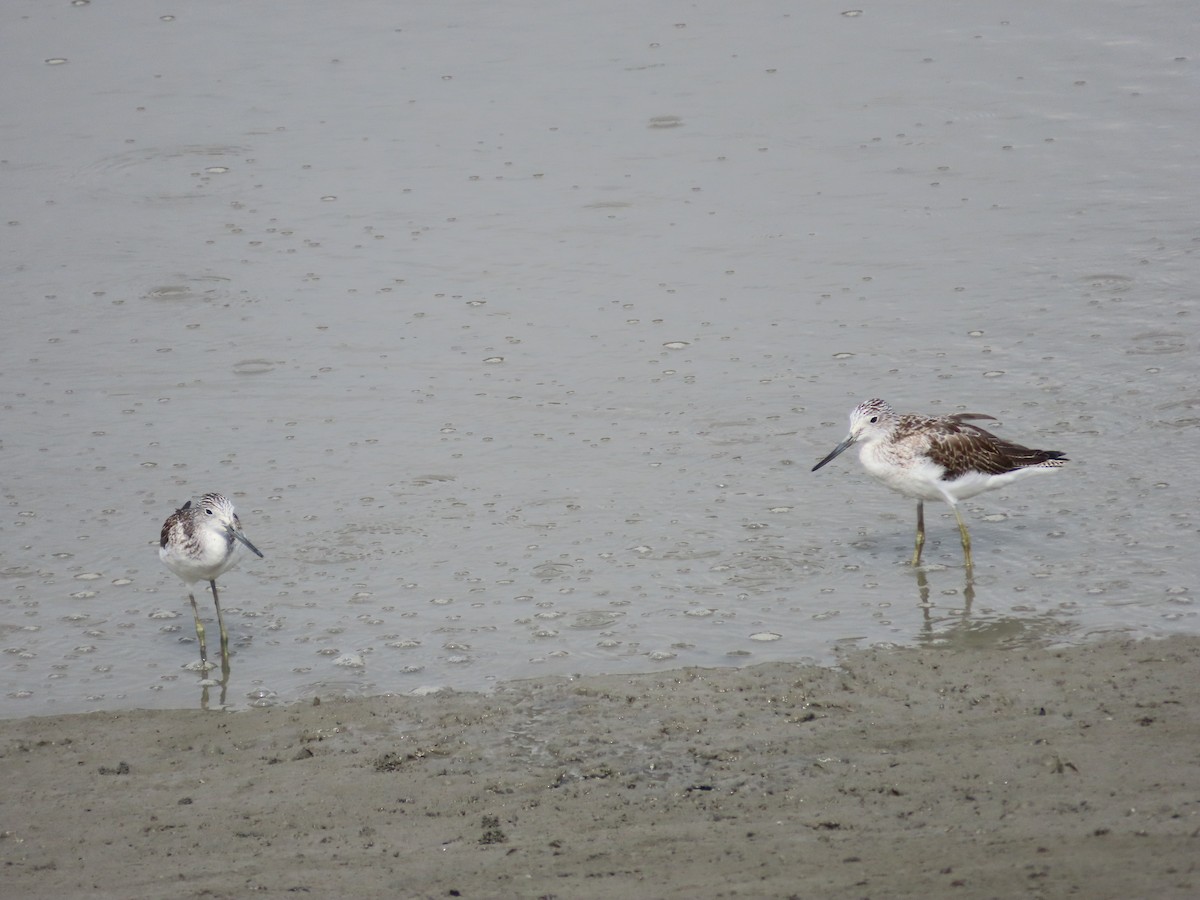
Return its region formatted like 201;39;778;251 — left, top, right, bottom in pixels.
859;441;948;500
160;523;240;584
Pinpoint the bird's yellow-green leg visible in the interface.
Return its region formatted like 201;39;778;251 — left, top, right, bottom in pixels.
911;501;926;567
188;591;210;669
210;579;231;669
953;506;974;570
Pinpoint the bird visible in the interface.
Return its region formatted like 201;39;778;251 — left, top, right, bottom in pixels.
159;492;263;670
812;399;1067;568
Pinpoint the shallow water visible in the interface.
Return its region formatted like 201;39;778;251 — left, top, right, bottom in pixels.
2;1;1197;715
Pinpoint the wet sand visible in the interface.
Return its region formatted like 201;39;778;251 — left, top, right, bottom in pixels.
3;635;1197;899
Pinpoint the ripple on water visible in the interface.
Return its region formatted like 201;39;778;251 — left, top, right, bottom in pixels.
232;359;279;375
565;610;623;630
1127;332;1186;356
1078;273;1134;292
142;274;236;305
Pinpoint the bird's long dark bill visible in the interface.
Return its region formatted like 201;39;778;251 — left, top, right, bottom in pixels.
233;530;265;558
812;436;855;472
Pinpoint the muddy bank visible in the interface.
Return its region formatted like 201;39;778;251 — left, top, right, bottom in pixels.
3;635;1197;898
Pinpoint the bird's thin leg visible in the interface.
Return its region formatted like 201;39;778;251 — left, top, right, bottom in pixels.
188;590;209;669
210;579;231;668
911;501;926;567
952;505;974;570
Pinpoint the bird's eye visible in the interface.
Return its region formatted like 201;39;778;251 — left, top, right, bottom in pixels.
869;416;878;424
204;508;214;515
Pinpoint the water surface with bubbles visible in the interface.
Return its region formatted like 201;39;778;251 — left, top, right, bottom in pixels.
2;1;1197;715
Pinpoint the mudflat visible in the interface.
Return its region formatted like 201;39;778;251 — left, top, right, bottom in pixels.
3;635;1197;899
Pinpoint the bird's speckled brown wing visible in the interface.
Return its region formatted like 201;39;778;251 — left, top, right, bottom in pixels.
160;500;192;549
928;417;1067;479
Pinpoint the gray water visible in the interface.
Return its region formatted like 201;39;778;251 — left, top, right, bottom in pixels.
2;1;1197;715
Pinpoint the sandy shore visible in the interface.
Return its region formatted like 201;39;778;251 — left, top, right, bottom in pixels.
2;635;1197;899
